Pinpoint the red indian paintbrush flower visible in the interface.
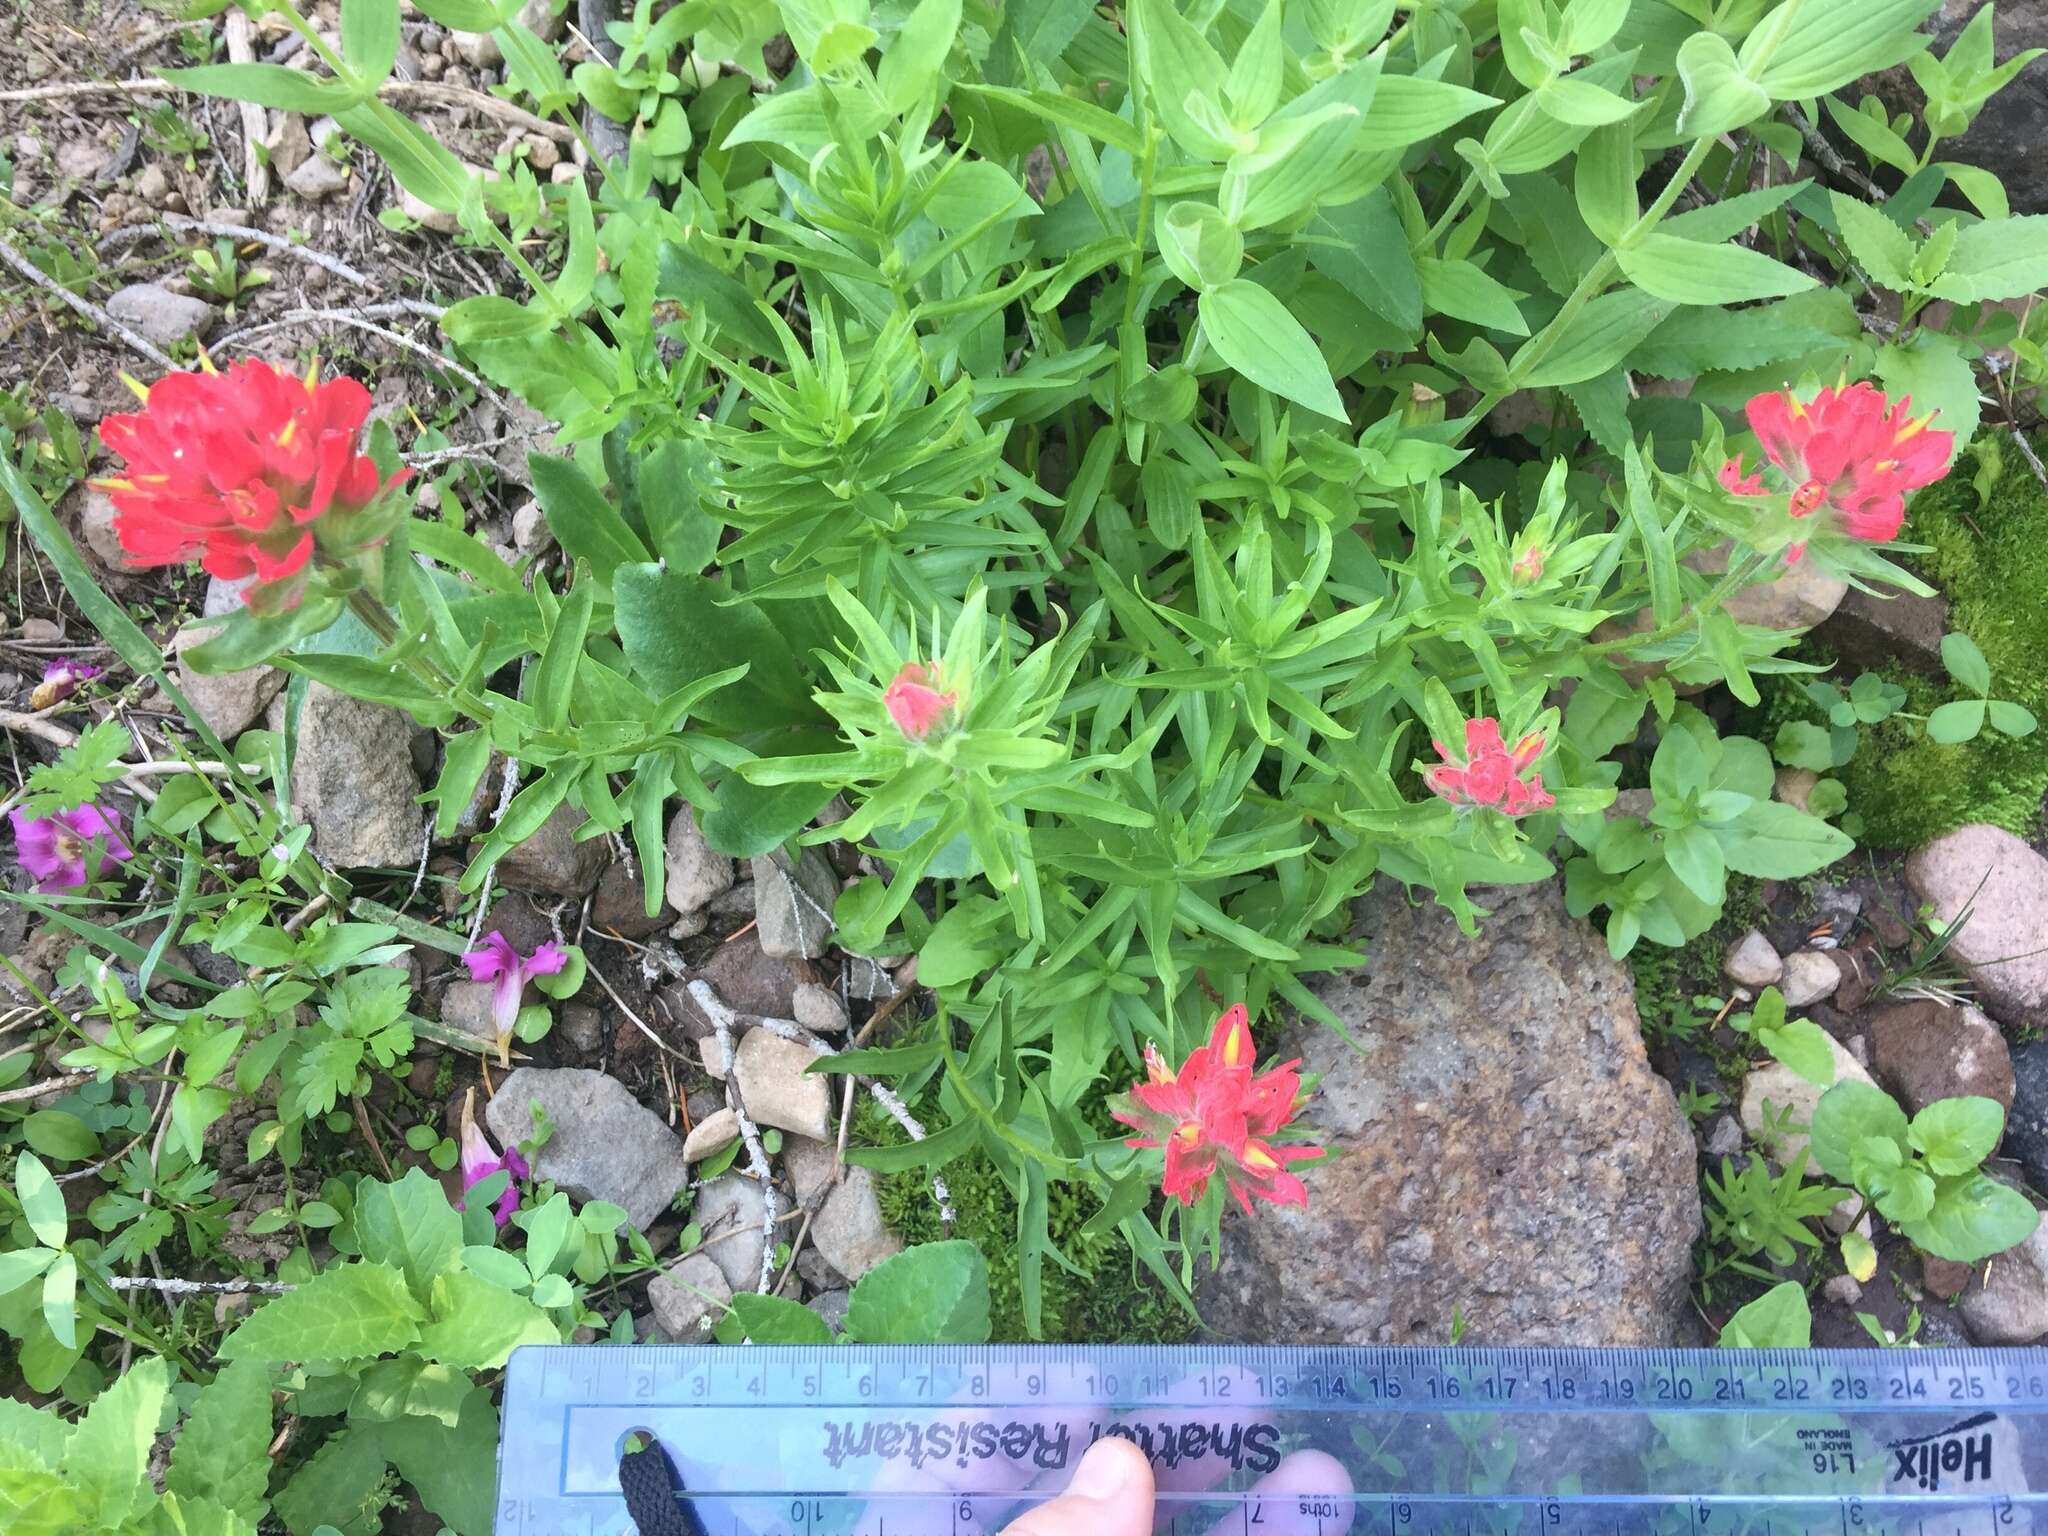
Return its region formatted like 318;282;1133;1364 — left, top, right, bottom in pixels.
1425;717;1555;816
94;358;409;609
1718;381;1952;562
883;661;958;741
1110;1005;1321;1215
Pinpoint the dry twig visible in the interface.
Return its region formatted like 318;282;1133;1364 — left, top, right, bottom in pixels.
0;232;178;371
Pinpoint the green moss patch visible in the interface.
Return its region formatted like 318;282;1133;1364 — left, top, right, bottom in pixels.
1830;432;2048;848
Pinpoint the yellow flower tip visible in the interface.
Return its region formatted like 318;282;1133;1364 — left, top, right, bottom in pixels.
1242;1144;1280;1175
1172;1120;1202;1148
196;347;220;376
118;372;152;404
304;355;322;391
90;476;134;492
1221;1021;1249;1068
276;418;298;448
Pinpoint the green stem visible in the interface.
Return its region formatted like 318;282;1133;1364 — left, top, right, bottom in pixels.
1581;552;1762;659
342;588;492;726
1420;170;1480;251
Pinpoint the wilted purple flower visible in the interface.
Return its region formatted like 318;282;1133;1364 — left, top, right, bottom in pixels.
31;658;103;710
457;1089;529;1228
10;804;131;892
461;931;566;1052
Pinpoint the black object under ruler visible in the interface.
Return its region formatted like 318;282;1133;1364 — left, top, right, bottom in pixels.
494;1346;2048;1536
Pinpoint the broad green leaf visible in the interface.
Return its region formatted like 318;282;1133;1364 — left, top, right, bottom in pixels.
16;1153;65;1249
1198;280;1348;421
352;1169;462;1300
613;564;816;731
845;1240;992;1344
1774;721;1834;771
417;1268;559;1369
1617;233;1817;304
1941;631;1993;695
0;1444;87;1536
1307;192;1422;332
21;1111;98;1163
1763;1019;1838;1089
340;0;401;84
350;1357;472;1428
1514;288;1670;387
1830;193;1917;289
1716;1280;1811;1348
529;454;650;584
1902;1174;2041;1264
1674;32;1768;139
1927;698;1987;743
1417;257;1530;335
216;1262;426;1363
654;241;783;359
718;1293;836;1344
1809;1079;1910;1185
1928;214;2048;304
1909;1097;2005;1176
878;0;959;111
1751;0;1943;99
272;1427;387;1536
169;1358;274;1525
365;1386;498;1536
63;1356;165;1526
985;0;1094;85
1716;800;1853;879
41;1253;76;1355
159;63;357;114
1356;75;1498;150
1129;0;1231;160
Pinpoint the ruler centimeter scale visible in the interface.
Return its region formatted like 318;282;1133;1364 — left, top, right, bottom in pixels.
495;1346;2048;1536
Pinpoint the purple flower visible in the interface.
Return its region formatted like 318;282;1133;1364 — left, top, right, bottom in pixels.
457;1089;529;1228
460;931;566;1048
31;658;103;710
10;804;132;892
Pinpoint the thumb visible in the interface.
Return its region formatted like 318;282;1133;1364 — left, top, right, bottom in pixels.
1001;1437;1156;1536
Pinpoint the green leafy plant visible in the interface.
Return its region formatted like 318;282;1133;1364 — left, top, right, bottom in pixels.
1809;1080;2041;1263
1717;1279;1812;1348
185;237;274;317
716;1239;994;1345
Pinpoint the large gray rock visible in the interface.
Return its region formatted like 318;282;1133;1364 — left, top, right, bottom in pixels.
104;282;217;347
281;683;422;868
647;1252;731;1343
1778;949;1841;1007
1198;880;1701;1345
1906;824;2048;1030
1959;1220;2048;1345
491;800;608;896
810;1167;900;1282
172;620;283;739
485;1067;690;1230
1869;1;2048;214
1867;999;2015;1114
752;847;839;960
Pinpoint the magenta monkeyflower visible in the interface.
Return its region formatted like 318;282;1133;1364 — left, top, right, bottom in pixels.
457;1089;528;1228
461;930;566;1054
30;658;103;710
882;662;958;741
10;804;132;892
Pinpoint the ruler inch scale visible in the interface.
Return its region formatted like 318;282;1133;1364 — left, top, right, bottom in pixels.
496;1346;2048;1536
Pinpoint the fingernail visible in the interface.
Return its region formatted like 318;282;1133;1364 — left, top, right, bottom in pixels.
1069;1440;1137;1499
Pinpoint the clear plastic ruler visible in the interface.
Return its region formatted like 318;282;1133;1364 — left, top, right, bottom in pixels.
495;1345;2048;1536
